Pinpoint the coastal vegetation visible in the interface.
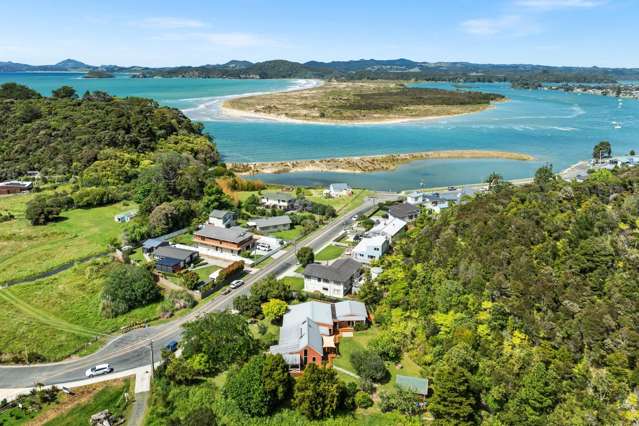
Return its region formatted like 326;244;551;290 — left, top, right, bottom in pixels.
231;150;534;175
223;81;505;123
83;70;114;78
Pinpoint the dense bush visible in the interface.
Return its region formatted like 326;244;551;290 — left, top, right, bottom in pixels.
25;193;74;225
215;260;244;285
350;349;389;383
296;247;314;267
233;276;293;318
355;391;373;408
72;186;121;208
101;264;160;317
292;364;353;419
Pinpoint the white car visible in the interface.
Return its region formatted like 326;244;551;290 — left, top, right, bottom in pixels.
230;279;244;289
85;364;113;378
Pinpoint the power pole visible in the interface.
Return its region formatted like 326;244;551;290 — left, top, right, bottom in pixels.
149;340;155;379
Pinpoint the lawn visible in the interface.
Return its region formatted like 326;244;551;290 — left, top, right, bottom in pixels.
0;260;163;362
194;264;221;281
44;379;132;426
169;232;194;246
333;327;423;393
0;196;137;284
307;189;371;213
315;244;345;261
281;276;304;291
271;225;304;241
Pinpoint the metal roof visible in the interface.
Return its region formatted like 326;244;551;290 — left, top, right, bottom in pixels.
329;183;351;192
368;217;406;239
249;215;292;228
195;225;252;243
303;258;361;283
389;203;421;218
209;209;233;219
334;301;367;322
270;318;323;357
283;301;333;328
261;191;295;201
153;246;196;261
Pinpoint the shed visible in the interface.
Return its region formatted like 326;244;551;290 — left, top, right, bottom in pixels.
396;375;429;396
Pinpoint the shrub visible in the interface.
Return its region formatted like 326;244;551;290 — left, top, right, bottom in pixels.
296;247;314;267
216;260;244;285
355;391;374;408
72;186;121;208
25;193;73;225
350;349;389;383
179;270;200;290
101;264;161;317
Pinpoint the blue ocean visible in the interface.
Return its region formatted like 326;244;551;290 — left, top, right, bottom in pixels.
1;72;637;191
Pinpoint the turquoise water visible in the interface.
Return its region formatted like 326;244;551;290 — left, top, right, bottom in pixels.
1;72;637;190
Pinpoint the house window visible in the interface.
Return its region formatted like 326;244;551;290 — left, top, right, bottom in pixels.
312;357;316;363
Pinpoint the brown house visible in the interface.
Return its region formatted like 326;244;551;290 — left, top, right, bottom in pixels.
0;181;33;195
193;225;254;255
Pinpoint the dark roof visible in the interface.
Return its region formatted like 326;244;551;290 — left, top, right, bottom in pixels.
389;203;420;218
210;209;234;219
142;238;167;250
303;258;361;283
261;191;295;201
250;216;292;228
195;225;252;243
156;257;181;267
153;246;196;261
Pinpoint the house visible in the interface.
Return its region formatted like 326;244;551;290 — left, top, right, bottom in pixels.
351;235;389;264
260;191;296;210
367;217;407;242
142;238;168;254
269;300;368;371
422;194;449;213
327;183;352;197
303;257;362;298
388;203;420;222
0;181;33;195
114;211;136;223
406;191;424;205
208;210;236;228
247;215;292;233
396;375;429;399
152;246;198;273
194;225;255;255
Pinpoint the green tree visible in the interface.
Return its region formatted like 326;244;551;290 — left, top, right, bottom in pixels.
293;364;348;419
224;354;292;417
25;196;62;225
592;140;612;160
52;85;78;99
534;164;555;187
261;298;288;323
429;363;477;425
486;172;503;189
350;349;389;383
296;247;314;267
101;264;160;317
355;391;373;408
503;363;559;425
181;312;257;375
0;82;42;100
179;270;200;290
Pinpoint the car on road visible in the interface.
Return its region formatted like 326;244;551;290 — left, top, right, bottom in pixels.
222;288;231;295
165;340;178;352
85;364;113;378
448;186;457;191
230;279;244;289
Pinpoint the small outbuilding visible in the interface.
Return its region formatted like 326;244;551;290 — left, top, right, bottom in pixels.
396;375;429;398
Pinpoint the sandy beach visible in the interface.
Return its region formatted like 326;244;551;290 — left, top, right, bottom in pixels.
230;150;536;175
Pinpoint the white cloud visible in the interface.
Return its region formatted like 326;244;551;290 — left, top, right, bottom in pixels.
515;0;605;10
133;17;205;29
461;15;538;36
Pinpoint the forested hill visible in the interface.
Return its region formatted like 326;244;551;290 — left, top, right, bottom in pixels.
361;166;639;424
0;82;218;179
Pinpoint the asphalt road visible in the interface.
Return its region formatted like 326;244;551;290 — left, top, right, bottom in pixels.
0;194;398;389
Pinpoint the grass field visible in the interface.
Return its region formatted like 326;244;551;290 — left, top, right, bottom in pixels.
44;379;132;426
0;261;162;361
194;264;221;281
271;225;304;241
307;189;371;213
334;327;423;393
0;195;136;284
315;245;345;261
281;276;304;291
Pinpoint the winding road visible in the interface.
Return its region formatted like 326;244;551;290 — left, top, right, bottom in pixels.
0;193;398;391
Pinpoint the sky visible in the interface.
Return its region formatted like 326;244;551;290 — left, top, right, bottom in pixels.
1;0;637;68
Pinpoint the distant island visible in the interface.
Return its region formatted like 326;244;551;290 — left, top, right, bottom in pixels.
3;57;638;83
230;150;535;175
83;70;114;79
223;81;505;124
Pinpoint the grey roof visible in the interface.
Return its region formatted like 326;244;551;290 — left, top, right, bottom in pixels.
153;246;196;261
334;301;368;322
283;302;333;328
330;183;350;192
250;215;292;228
396;375;429;396
389;203;420;218
303;258;361;283
195;225;252;243
0;181;33;189
143;238;167;250
261;191;295;201
270;318;323;357
209;209;233;219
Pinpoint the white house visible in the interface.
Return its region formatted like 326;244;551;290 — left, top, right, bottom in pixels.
260;192;296;210
406;191;424;205
351;235;389;264
327;183;352;197
303;258;362;298
208;210;236;228
367;217;407;242
422;194;449;213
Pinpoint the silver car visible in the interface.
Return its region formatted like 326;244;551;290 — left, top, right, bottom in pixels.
85;363;113;378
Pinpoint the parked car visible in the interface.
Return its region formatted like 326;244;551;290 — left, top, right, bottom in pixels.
448;186;457;191
85;364;113;378
165;340;178;352
230;279;245;289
